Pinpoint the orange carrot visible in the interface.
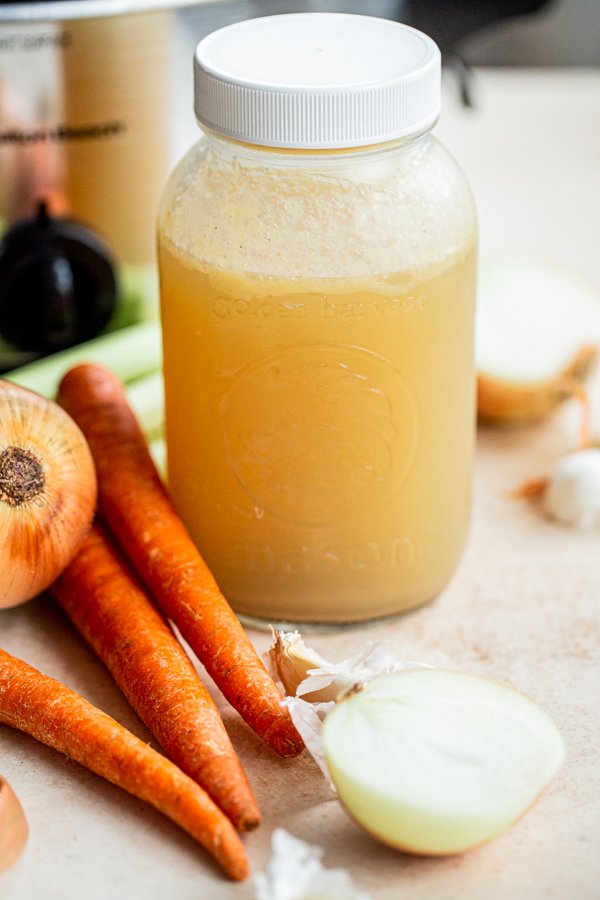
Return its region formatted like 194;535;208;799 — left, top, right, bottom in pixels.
57;364;303;759
51;521;260;832
0;647;248;881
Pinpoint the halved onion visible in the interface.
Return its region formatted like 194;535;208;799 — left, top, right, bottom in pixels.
477;257;600;424
322;669;564;856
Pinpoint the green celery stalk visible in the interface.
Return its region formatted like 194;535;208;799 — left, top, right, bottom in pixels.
2;321;162;399
149;435;166;480
126;370;164;441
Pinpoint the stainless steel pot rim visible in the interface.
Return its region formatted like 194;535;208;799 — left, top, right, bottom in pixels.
0;0;220;22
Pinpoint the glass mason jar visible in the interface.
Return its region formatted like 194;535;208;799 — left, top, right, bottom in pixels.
157;13;477;625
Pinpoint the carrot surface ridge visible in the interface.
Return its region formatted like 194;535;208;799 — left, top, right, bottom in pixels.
51;521;260;832
57;364;303;758
0;647;248;881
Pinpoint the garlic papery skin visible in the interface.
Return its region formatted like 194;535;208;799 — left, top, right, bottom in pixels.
0;775;28;872
322;669;564;856
544;448;600;529
254;828;370;900
282;697;336;784
0;380;97;608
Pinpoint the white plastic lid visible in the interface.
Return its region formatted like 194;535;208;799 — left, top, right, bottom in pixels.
193;13;441;149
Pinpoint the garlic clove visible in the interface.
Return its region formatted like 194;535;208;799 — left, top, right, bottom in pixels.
544;448;600;529
254;828;370;900
0;776;28;872
476;257;600;425
322;669;564;856
267;629;430;704
267;629;334;700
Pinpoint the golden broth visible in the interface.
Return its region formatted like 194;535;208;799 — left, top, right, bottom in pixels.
159;236;476;622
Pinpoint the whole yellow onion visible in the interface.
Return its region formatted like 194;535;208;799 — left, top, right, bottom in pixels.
0;379;97;608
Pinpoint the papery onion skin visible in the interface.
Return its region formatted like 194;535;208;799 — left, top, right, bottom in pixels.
0;380;97;608
0;775;28;872
322;669;565;857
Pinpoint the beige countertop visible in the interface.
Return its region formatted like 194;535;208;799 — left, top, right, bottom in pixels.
1;67;600;899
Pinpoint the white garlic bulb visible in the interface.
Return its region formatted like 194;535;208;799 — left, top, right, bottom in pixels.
545;448;600;529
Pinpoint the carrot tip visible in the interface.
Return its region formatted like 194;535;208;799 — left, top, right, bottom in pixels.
238;814;261;833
